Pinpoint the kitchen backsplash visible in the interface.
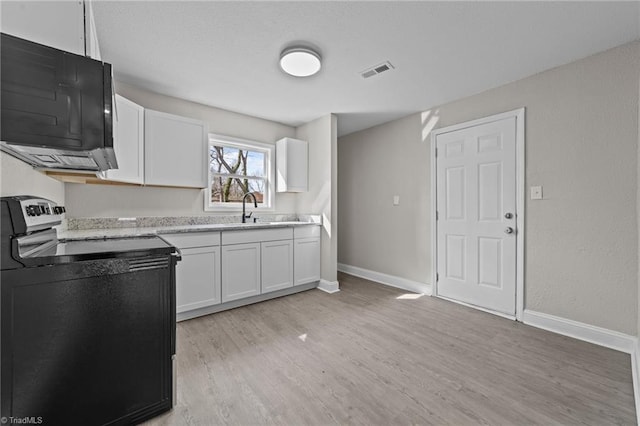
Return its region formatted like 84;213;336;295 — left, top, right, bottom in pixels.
66;214;321;230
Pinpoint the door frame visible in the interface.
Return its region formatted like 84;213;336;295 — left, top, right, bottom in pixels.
430;108;525;321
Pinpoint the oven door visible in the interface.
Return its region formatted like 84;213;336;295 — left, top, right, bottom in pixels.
1;255;175;425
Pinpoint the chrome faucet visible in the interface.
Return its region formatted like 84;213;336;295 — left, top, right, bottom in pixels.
242;192;258;223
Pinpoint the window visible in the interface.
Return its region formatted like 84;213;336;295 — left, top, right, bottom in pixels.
206;134;274;210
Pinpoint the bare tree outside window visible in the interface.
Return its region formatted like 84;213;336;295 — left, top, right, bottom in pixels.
210;145;266;204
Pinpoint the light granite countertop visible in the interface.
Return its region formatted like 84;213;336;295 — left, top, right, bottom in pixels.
58;221;321;241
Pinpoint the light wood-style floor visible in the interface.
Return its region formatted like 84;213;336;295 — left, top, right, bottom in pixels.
145;273;636;425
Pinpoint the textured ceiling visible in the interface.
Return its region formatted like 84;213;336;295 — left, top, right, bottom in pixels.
92;1;640;136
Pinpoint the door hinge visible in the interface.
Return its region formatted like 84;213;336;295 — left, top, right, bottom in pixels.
436;211;439;220
435;147;438;157
436;273;439;282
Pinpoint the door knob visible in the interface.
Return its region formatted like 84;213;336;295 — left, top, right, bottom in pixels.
504;212;513;219
505;227;514;234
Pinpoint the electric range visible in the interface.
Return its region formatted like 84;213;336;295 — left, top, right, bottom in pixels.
1;195;180;425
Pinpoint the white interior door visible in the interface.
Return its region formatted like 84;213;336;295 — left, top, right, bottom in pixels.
436;117;517;315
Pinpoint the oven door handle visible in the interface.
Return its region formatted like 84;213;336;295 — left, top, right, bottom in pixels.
158;235;182;261
171;249;182;261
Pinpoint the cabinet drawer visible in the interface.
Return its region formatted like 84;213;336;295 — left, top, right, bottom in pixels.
294;225;321;239
222;228;293;245
161;232;220;249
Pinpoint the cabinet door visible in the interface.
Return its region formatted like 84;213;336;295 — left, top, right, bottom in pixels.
105;95;144;184
0;1;85;55
176;246;221;313
144;110;206;188
276;137;308;192
294;237;320;285
221;243;261;302
261;240;293;293
84;0;102;60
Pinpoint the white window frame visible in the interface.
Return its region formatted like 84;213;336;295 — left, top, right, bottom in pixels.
205;134;275;212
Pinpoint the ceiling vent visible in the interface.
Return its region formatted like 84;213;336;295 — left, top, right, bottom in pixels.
360;61;395;79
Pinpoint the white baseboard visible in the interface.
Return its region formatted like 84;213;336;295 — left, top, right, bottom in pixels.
318;279;340;294
522;309;636;354
338;263;432;295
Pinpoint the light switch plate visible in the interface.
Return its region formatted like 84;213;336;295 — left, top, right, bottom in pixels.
530;186;543;200
393;195;400;206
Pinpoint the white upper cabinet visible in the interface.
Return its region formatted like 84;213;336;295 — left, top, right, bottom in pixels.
276;137;308;192
105;95;145;184
144;109;207;188
1;0;101;60
84;0;102;60
1;1;85;55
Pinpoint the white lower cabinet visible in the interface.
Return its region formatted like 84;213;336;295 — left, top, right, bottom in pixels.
221;243;261;302
294;237;321;285
176;246;221;312
221;228;294;301
166;226;320;319
294;225;321;285
161;232;221;315
261;240;294;293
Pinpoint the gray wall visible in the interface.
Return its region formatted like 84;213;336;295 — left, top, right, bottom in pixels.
0;153;65;204
339;41;640;335
296;114;339;283
65;82;298;218
338;114;430;283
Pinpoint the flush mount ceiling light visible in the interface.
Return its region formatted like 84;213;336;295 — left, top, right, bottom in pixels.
279;46;321;77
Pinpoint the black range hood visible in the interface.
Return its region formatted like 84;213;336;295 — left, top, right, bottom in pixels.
0;33;118;172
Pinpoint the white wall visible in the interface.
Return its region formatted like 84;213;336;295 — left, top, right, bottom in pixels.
65;82;298;217
339;41;640;335
296;114;338;284
0;153;65;204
